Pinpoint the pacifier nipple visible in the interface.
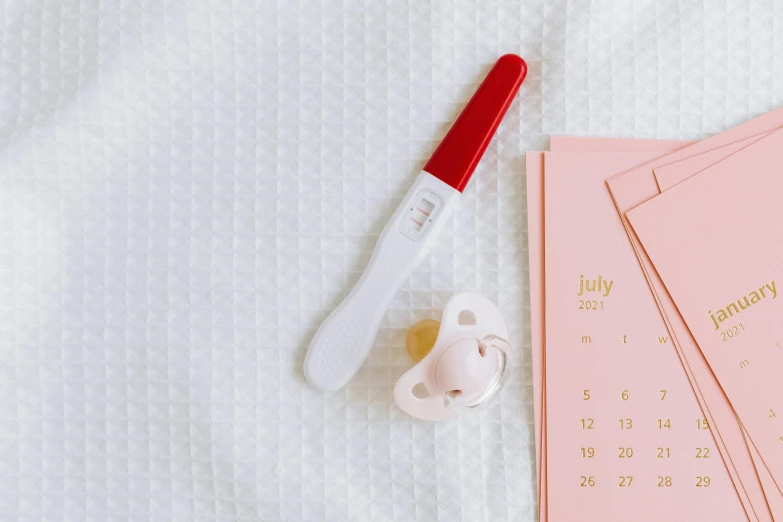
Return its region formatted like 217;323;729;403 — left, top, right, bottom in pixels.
405;319;441;363
435;337;500;403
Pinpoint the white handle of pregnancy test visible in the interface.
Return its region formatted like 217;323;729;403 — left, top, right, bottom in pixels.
304;172;461;391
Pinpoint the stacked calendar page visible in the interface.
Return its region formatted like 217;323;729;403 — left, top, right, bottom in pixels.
527;107;783;522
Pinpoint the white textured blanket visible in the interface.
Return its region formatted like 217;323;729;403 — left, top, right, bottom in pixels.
1;1;781;520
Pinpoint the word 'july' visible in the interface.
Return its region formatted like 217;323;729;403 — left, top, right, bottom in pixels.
709;280;776;330
578;275;613;297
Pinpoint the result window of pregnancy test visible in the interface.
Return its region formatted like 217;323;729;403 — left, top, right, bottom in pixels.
399;190;441;240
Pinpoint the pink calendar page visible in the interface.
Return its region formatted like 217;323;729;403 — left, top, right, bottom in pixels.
607;145;777;521
653;132;773;192
526;138;691;521
604;107;783;518
526;151;547;521
544;151;747;521
646;135;783;517
627;127;783;496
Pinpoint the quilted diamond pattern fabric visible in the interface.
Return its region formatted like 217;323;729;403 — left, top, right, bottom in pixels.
1;1;782;520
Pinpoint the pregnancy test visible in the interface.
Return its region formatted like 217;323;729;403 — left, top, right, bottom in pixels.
304;54;527;391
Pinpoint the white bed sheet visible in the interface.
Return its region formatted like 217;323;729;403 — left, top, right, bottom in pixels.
1;1;782;520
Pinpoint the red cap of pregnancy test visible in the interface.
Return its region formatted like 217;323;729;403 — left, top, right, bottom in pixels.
424;54;527;192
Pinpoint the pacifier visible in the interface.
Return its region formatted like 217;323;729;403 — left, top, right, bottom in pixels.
393;293;513;421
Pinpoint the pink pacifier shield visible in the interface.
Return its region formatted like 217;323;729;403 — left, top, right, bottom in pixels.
393;293;512;421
